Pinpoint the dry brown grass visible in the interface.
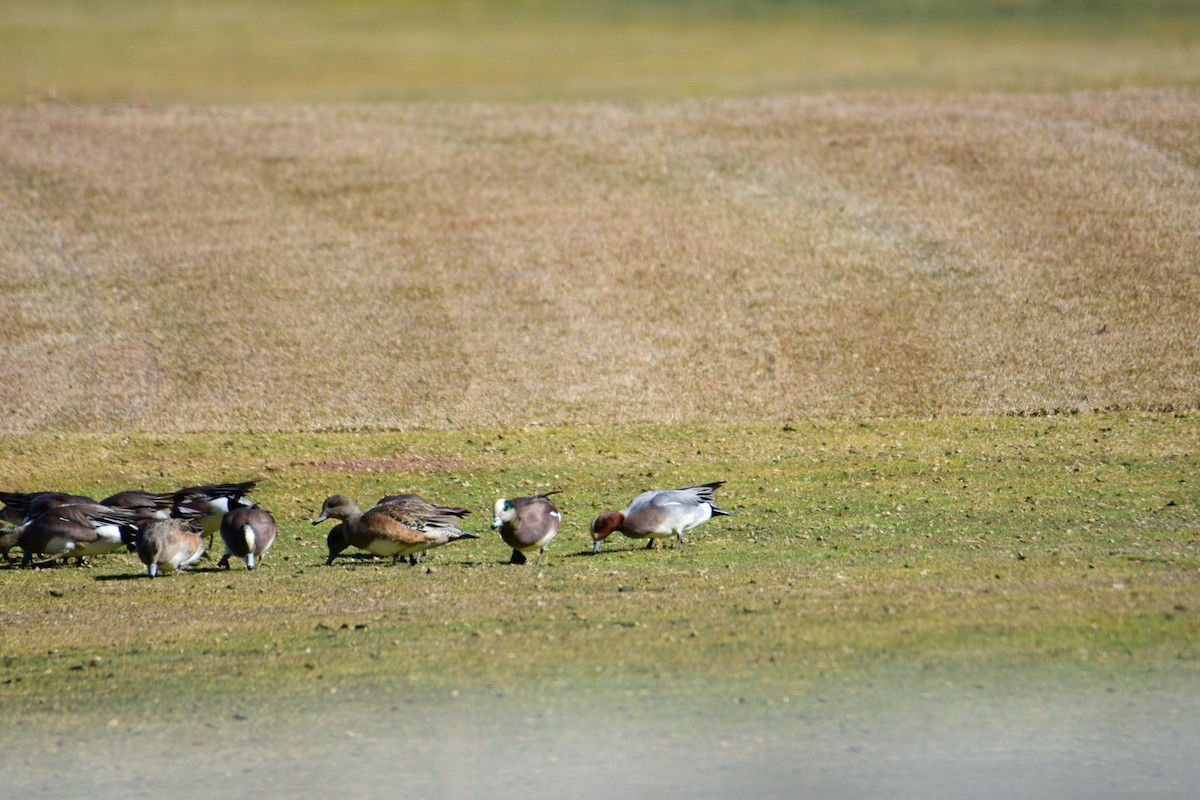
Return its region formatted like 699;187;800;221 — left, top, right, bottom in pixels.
1;90;1197;432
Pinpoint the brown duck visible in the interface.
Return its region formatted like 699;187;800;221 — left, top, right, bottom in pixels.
312;494;477;566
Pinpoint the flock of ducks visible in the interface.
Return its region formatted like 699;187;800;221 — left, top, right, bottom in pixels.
0;480;731;576
0;482;275;576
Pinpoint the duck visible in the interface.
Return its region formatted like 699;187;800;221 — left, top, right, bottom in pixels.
1;492;96;560
491;492;561;565
312;494;478;566
95;482;258;541
0;491;95;526
101;489;177;525
218;504;277;570
0;523;28;560
171;481;259;541
137;517;206;577
590;481;731;553
4;502;139;567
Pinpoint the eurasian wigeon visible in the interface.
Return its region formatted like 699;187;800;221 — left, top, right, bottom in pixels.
590;481;731;553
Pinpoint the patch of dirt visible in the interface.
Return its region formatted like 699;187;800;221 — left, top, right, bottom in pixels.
310;455;466;474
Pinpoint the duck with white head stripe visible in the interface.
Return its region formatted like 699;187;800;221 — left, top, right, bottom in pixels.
492;491;561;565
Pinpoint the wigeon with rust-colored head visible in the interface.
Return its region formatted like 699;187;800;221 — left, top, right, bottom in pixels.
590;481;731;554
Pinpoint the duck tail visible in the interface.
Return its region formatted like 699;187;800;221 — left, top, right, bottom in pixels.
690;481;730;512
690;480;726;495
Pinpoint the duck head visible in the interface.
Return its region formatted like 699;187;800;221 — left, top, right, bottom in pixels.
589;511;624;554
312;495;357;525
491;498;515;530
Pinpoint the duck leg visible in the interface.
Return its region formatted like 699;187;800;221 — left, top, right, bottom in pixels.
33;549;74;566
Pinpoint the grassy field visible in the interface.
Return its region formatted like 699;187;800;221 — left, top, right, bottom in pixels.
0;416;1197;796
1;91;1198;432
3;415;1197;706
2;2;1199;797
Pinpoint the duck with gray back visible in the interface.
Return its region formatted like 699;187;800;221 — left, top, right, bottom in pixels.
590;481;731;553
0;491;95;526
378;494;470;519
1;492;95;560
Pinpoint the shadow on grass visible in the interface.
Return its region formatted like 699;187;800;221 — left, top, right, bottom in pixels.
324;554;479;569
94;564;234;581
566;544;682;557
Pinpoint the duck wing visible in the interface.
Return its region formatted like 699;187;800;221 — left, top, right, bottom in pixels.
102;490;177;523
361;505;442;545
376;494;471;518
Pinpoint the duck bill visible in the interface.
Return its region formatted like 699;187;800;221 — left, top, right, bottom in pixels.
311;513;329;525
591;539;602;554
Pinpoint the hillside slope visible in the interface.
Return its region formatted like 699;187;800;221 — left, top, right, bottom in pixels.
1;90;1197;431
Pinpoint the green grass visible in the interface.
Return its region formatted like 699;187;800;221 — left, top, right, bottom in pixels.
3;0;1199;105
1;414;1195;723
